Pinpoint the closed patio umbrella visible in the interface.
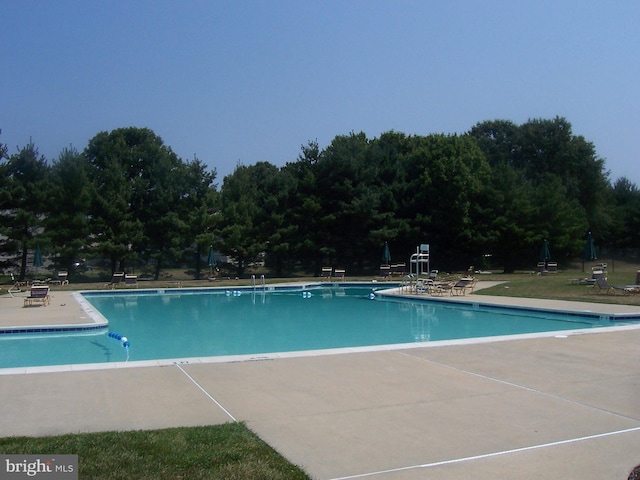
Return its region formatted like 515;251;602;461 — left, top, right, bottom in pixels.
382;242;391;265
208;245;217;277
539;239;551;263
583;232;597;261
582;232;597;272
33;245;43;276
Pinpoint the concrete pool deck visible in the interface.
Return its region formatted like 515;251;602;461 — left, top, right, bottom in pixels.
1;285;640;479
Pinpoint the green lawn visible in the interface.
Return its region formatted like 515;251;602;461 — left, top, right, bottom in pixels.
473;269;640;306
0;424;311;480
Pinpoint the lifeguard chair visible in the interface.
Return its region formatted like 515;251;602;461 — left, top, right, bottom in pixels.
410;244;430;277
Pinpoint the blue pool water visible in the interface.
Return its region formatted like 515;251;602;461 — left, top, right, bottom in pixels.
0;286;625;370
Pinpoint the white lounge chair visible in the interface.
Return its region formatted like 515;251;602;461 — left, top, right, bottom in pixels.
23;285;50;307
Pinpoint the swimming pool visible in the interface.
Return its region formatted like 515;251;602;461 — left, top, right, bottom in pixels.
1;285;634;371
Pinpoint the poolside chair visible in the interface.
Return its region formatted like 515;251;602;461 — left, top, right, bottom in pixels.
594;263;608;272
8;273;23;297
546;262;558;274
51;271;69;286
105;272;125;289
535;262;546;275
321;267;332;280
415;278;434;294
124;274;138;288
451;278;475;296
391;263;406;276
333;268;346;280
593;277;635;295
585;269;606;285
425;279;453;296
463;277;477;294
433;281;454;296
379;264;391;280
23;285;50;307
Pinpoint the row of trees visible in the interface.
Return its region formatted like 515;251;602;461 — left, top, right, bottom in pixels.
219;117;639;275
1;118;639;280
0;128;216;280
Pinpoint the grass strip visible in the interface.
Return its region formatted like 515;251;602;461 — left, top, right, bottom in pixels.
475;271;640;306
0;423;311;480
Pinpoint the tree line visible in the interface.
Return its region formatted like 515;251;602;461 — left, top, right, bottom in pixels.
1;117;639;281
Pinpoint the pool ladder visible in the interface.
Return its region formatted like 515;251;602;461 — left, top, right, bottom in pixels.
251;274;266;292
251;275;266;304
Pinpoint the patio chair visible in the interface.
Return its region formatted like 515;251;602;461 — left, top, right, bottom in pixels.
546;262;558;274
124;274;138;288
593;277;636;295
585;269;606;285
463;277;477;294
379;265;391;280
321;267;332;280
50;271;69;286
8;273;23;297
23;285;51;307
451;278;475;296
333;268;346;280
391;263;406;276
415;278;434;294
434;281;454;296
105;272;125;289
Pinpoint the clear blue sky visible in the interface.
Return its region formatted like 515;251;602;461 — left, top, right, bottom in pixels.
2;0;639;186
